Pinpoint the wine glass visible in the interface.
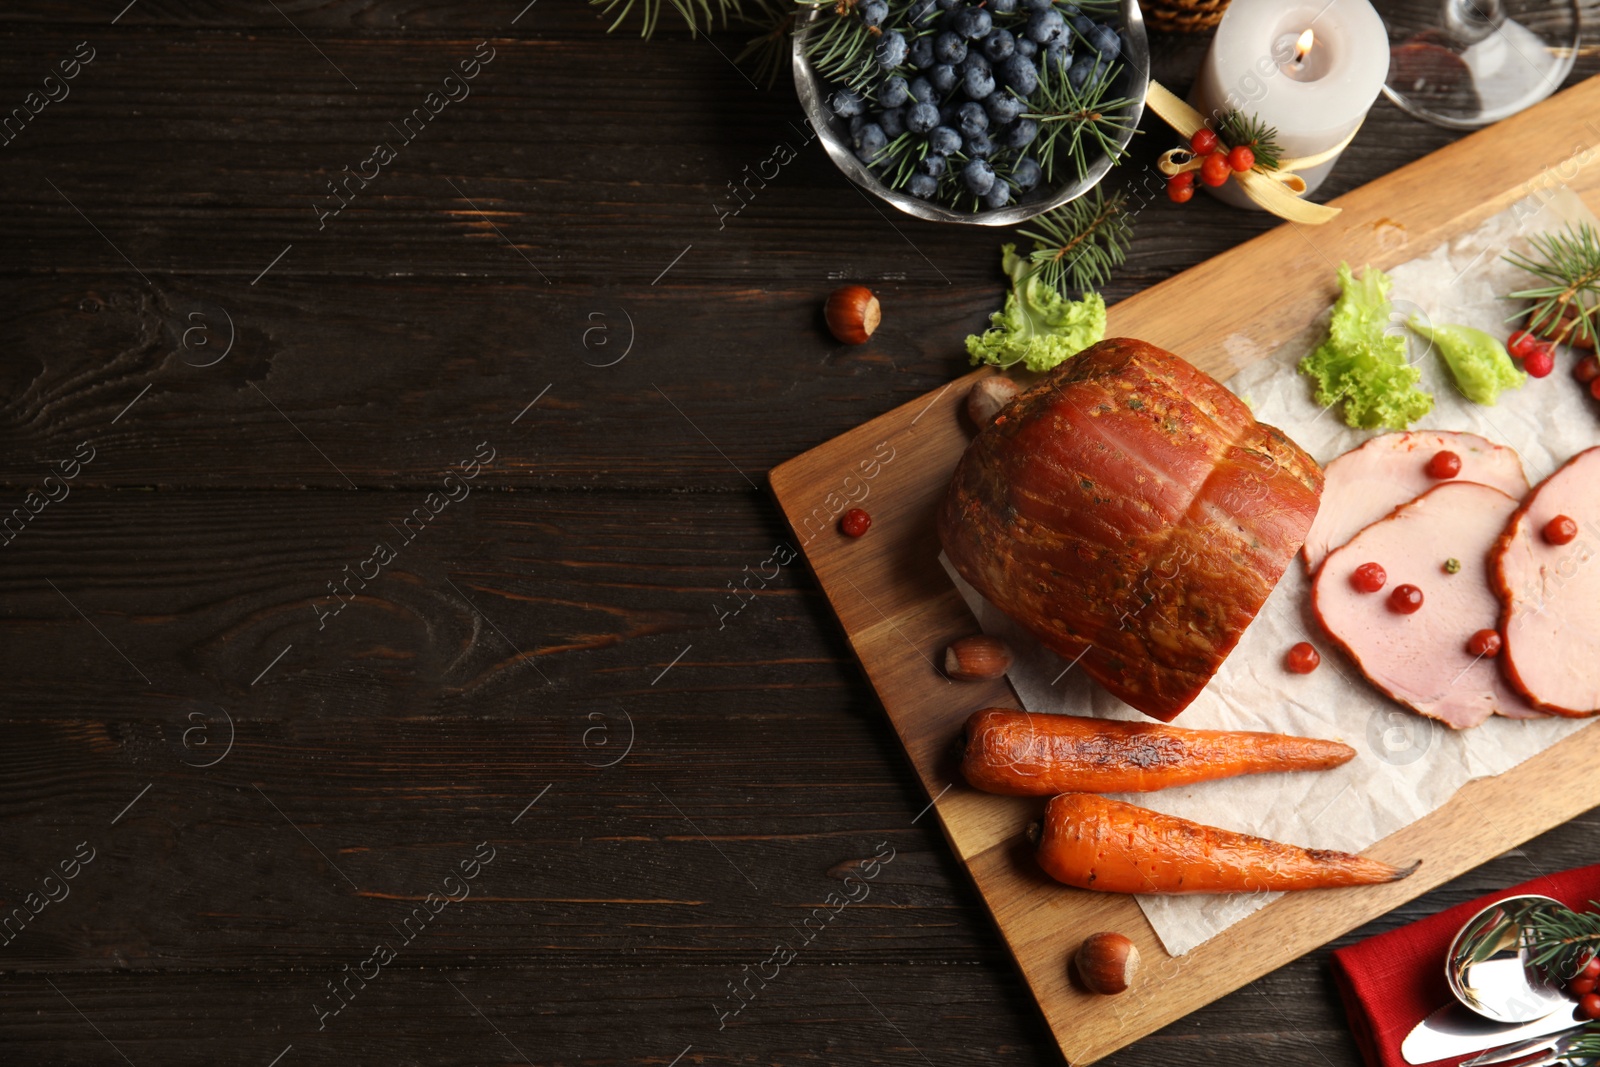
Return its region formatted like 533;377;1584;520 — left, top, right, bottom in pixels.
1378;0;1582;129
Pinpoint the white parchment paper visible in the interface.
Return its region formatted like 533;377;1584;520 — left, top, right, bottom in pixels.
943;189;1600;956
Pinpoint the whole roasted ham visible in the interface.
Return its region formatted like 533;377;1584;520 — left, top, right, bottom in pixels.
939;338;1323;721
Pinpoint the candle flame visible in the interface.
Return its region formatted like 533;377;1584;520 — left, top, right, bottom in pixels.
1295;28;1315;62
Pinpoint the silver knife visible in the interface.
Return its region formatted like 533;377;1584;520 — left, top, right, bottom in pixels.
1401;1003;1581;1065
1459;1028;1586;1067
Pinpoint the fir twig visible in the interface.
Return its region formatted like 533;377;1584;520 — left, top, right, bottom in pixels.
736;3;799;87
1505;222;1600;350
591;0;754;38
1024;56;1138;184
1217;110;1283;173
1016;188;1132;294
795;0;882;93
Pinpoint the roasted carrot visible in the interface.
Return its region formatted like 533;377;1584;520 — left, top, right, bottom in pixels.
961;709;1355;796
1031;794;1418;894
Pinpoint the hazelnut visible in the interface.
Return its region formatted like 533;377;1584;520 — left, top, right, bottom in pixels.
825;285;881;345
1074;932;1139;996
966;376;1020;426
944;634;1013;681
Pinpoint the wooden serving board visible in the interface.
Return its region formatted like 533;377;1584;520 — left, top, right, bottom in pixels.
769;76;1600;1065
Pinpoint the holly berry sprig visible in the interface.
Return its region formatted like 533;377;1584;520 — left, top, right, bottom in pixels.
1165;110;1284;204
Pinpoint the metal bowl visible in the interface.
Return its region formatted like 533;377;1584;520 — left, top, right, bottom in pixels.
792;0;1150;226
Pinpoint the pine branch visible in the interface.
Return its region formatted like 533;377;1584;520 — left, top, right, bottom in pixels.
1505;222;1600;350
1023;57;1138;184
1217;110;1283;172
591;0;758;38
1015;188;1133;295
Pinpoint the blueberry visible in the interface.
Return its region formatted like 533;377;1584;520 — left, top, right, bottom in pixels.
908;35;936;69
1070;14;1095;35
935;0;962;10
928;125;962;154
1013;36;1037;58
853;122;888;161
962;158;996;196
952;6;992;39
964;130;995;157
860;0;889;28
1000;54;1038;94
1026;9;1065;43
983;178;1013;210
930;62;959;92
956;100;988;137
908;0;940;25
991;0;1017;11
1061;3;1081;14
876;31;908;69
959;49;990;74
908;75;937;103
985;91;1025;124
962;65;995;99
849;113;867;135
906;100;940;133
830;88;865;117
1021;0;1053;11
1005;117;1039;148
880;74;910;108
1011;156;1042;191
934;30;967;64
919;152;949;177
1090;24;1121;58
1043;40;1072;73
1068;53;1101;89
878;106;906;137
982;28;1015;61
907;173;939;199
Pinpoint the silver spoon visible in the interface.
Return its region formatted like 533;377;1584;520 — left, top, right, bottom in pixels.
1445;893;1573;1024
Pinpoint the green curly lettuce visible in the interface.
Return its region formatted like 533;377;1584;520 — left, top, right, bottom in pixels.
1298;263;1433;429
966;244;1106;373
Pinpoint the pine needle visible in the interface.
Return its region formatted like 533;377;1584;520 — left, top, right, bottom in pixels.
1505;221;1600;350
1016;188;1132;295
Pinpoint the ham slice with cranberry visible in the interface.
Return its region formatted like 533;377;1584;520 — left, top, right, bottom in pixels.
1301;431;1528;573
1313;481;1542;729
940;338;1322;722
1493;446;1600;717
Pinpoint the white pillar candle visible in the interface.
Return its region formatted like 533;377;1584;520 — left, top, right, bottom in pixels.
1188;0;1389;209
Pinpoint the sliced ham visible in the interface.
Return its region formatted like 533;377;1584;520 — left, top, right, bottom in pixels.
1313;482;1543;728
1302;431;1528;573
1492;447;1600;717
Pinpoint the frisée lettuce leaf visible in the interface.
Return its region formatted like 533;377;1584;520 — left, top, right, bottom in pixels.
1298;263;1433;429
966;244;1106;373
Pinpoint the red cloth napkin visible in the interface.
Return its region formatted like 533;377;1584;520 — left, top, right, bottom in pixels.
1330;864;1600;1067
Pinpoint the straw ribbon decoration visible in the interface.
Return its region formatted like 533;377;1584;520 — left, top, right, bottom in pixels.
1144;80;1362;225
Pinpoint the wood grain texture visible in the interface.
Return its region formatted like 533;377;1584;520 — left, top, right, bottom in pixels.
3;1;1600;1064
770;75;1600;1065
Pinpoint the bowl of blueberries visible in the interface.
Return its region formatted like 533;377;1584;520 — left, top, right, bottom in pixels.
793;0;1148;225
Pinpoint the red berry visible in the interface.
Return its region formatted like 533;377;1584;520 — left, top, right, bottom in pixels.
1425;450;1462;479
1285;642;1320;674
1571;976;1597;997
840;508;872;538
1189;128;1219;155
1508;329;1539;359
1466;629;1502;658
1351;562;1387;593
1576;356;1600;384
1524;346;1555;378
1166;175;1194;204
1581;993;1600;1021
1227;145;1255;172
1389;584;1424;614
1544;515;1578;545
1199;151;1232;187
1583;956;1600;980
1591;376;1600;402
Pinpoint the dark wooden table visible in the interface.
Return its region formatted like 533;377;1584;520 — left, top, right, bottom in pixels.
3;4;1598;1064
